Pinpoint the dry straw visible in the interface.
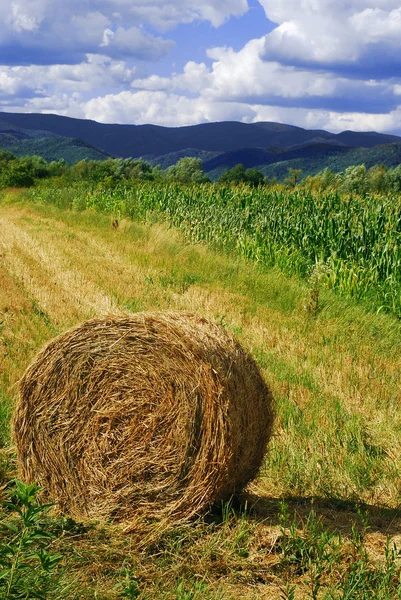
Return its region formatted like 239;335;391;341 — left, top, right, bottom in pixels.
14;312;274;524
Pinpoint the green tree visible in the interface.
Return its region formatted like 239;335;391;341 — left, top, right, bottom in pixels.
386;164;401;192
302;168;341;192
219;164;266;186
164;157;209;183
218;163;247;185
340;164;367;194
244;168;265;187
1;161;35;188
48;158;68;178
284;168;303;187
0;150;16;163
114;158;155;181
367;164;388;193
70;158;119;184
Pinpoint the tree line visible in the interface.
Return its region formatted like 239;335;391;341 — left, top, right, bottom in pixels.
2;149;401;194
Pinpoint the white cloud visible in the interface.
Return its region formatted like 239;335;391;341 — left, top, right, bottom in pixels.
0;71;29;96
107;0;249;29
46;55;138;90
257;0;401;25
350;7;401;40
83;90;259;125
7;0;47;32
257;0;401;72
193;0;249;28
99;26;174;61
131;62;212;94
0;0;250;67
0;55;138;99
84;91;208;126
247;104;401;134
130;38;397;114
20;93;86;119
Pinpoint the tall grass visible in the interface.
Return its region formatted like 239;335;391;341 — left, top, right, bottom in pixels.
24;181;401;318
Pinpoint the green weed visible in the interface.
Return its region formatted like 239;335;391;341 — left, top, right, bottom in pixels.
277;504;401;600
0;480;65;599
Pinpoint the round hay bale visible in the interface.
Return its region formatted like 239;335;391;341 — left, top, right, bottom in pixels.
14;312;274;523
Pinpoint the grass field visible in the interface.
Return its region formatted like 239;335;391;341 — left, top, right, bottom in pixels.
1;189;401;598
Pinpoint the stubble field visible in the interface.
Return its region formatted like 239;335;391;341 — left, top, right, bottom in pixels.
1;189;401;599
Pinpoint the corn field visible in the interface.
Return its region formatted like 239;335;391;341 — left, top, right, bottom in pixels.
29;182;401;317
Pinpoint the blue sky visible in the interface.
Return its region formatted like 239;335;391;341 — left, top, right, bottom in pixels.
1;0;401;134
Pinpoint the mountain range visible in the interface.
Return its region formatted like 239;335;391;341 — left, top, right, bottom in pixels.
0;121;110;163
1;111;401;179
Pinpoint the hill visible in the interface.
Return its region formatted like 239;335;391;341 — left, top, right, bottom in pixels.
0;111;400;159
0;122;111;163
201;142;401;181
142;148;220;170
202;143;345;172
138;141;401;182
256;141;401;181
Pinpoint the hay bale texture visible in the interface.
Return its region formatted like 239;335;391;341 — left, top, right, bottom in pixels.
14;312;274;523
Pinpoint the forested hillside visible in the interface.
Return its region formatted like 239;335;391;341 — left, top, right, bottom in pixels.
1;111;400;158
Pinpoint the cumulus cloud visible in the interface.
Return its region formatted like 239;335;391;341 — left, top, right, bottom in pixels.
258;0;401;76
1;14;175;66
251;103;401;136
0;70;35;98
6;0;47;32
0;54;138;110
210;41;400;112
99;26;174;61
131;62;213;94
350;6;401;40
108;0;249;30
21;93;85;117
130;38;400;114
83;90;258;125
84;91;207;126
0;0;249;66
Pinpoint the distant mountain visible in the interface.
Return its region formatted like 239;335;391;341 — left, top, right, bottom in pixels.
0;122;112;163
200;147;284;172
147;143;353;180
257;142;401;182
334;130;401;148
286;137;347;151
142;148;221;170
202;142;401;181
1;111;400;159
202;145;345;173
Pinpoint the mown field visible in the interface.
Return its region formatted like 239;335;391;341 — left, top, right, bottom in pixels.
1;184;401;599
